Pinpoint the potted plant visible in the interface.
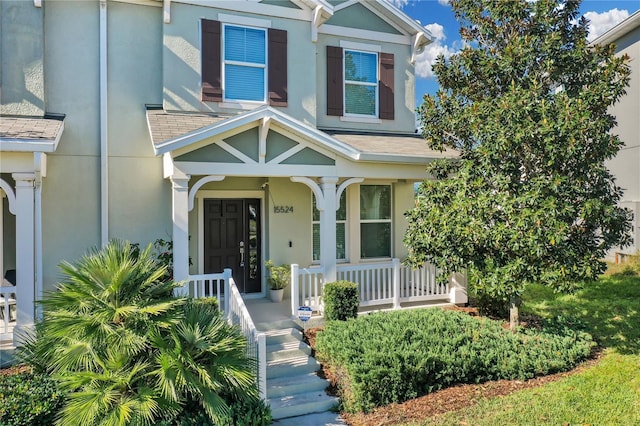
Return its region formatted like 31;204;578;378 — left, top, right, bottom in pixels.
265;260;290;303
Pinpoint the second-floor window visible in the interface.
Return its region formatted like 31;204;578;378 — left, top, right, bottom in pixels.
344;50;378;117
223;25;267;103
327;45;394;120
201;19;287;107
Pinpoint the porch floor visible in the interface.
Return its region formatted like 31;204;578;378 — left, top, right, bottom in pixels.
244;297;304;331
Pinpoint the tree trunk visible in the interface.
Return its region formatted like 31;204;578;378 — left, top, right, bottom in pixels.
509;295;521;332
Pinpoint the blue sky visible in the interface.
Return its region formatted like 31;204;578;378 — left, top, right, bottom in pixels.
391;0;640;101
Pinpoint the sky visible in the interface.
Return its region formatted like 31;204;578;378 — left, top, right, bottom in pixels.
390;0;640;102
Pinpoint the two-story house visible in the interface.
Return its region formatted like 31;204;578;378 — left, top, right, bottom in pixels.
592;10;640;260
1;0;465;353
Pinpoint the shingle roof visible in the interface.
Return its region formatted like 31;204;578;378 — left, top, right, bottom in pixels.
329;132;457;159
0;116;64;141
0;115;65;152
146;109;229;147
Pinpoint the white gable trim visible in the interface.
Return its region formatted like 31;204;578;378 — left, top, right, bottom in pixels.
174;0;312;21
320;24;410;45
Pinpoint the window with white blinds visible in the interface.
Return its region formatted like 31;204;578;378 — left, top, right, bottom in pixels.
223;25;267;102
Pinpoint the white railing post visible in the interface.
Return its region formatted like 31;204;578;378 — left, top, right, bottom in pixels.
257;333;267;400
291;264;299;316
449;271;468;305
223;268;232;319
392;258;400;310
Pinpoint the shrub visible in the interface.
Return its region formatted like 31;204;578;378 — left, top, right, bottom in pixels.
0;371;66;425
19;240;259;426
315;308;594;413
156;394;271;426
265;261;290;290
323;280;359;321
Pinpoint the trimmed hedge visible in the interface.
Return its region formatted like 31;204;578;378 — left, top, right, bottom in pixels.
315;308;594;413
323;280;359;321
0;371;66;425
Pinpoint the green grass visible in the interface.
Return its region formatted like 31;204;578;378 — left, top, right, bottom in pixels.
413;270;640;425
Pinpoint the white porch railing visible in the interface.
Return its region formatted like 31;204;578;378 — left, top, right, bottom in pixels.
187;269;267;400
0;287;16;340
291;260;463;316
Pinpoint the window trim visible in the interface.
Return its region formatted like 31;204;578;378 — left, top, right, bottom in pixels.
359;184;393;260
221;23;268;104
343;49;379;118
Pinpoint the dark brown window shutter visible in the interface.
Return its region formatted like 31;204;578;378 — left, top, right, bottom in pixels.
268;28;288;107
201;19;222;102
379;52;394;120
326;46;344;116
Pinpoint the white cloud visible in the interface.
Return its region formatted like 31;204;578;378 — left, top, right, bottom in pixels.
584;8;629;42
415;23;457;78
438;0;450;5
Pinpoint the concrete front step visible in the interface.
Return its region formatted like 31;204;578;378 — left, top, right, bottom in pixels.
269;390;339;420
266;340;311;361
264;327;304;345
256;318;300;332
267;355;321;379
267;372;329;398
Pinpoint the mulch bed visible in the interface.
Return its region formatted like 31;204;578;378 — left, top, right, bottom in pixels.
303;307;602;426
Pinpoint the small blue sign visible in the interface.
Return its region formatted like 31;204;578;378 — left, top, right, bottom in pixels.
297;306;312;322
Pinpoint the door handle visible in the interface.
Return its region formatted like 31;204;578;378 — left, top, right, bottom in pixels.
239;241;245;267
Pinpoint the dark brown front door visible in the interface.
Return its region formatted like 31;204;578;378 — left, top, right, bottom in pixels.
204;199;261;293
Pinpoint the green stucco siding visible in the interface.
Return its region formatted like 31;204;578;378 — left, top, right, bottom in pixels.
224;128;260;161
266;131;298;162
325;4;402;35
281;147;335;165
175;143;244;163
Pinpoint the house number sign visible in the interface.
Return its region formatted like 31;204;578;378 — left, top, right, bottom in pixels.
273;206;294;214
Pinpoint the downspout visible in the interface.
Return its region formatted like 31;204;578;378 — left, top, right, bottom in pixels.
99;0;109;246
34;153;43;319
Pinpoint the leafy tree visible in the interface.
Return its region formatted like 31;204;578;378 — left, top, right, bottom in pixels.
20;240;257;426
405;0;631;330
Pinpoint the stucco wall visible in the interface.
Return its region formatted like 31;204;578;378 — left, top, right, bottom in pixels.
40;1;166;289
606;24;640;254
0;1;45;116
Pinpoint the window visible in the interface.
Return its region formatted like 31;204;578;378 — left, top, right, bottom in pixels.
223;25;267;102
326;46;394;120
312;191;347;262
201;19;287;106
344;50;378;116
360;185;391;258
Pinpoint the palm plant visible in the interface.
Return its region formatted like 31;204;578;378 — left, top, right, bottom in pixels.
20;240;257;426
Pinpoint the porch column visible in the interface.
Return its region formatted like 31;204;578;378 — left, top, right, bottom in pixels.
320;177;338;283
171;175;190;296
13;173;36;345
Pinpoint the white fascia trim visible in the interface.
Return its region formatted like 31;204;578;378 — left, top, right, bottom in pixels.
174;0;311;22
111;0;163;7
0;139;58;153
175;161;337;177
218;13;271;28
300;0;333;12
333;0;357;12
358;153;453;164
340;40;381;52
320;24;410;45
